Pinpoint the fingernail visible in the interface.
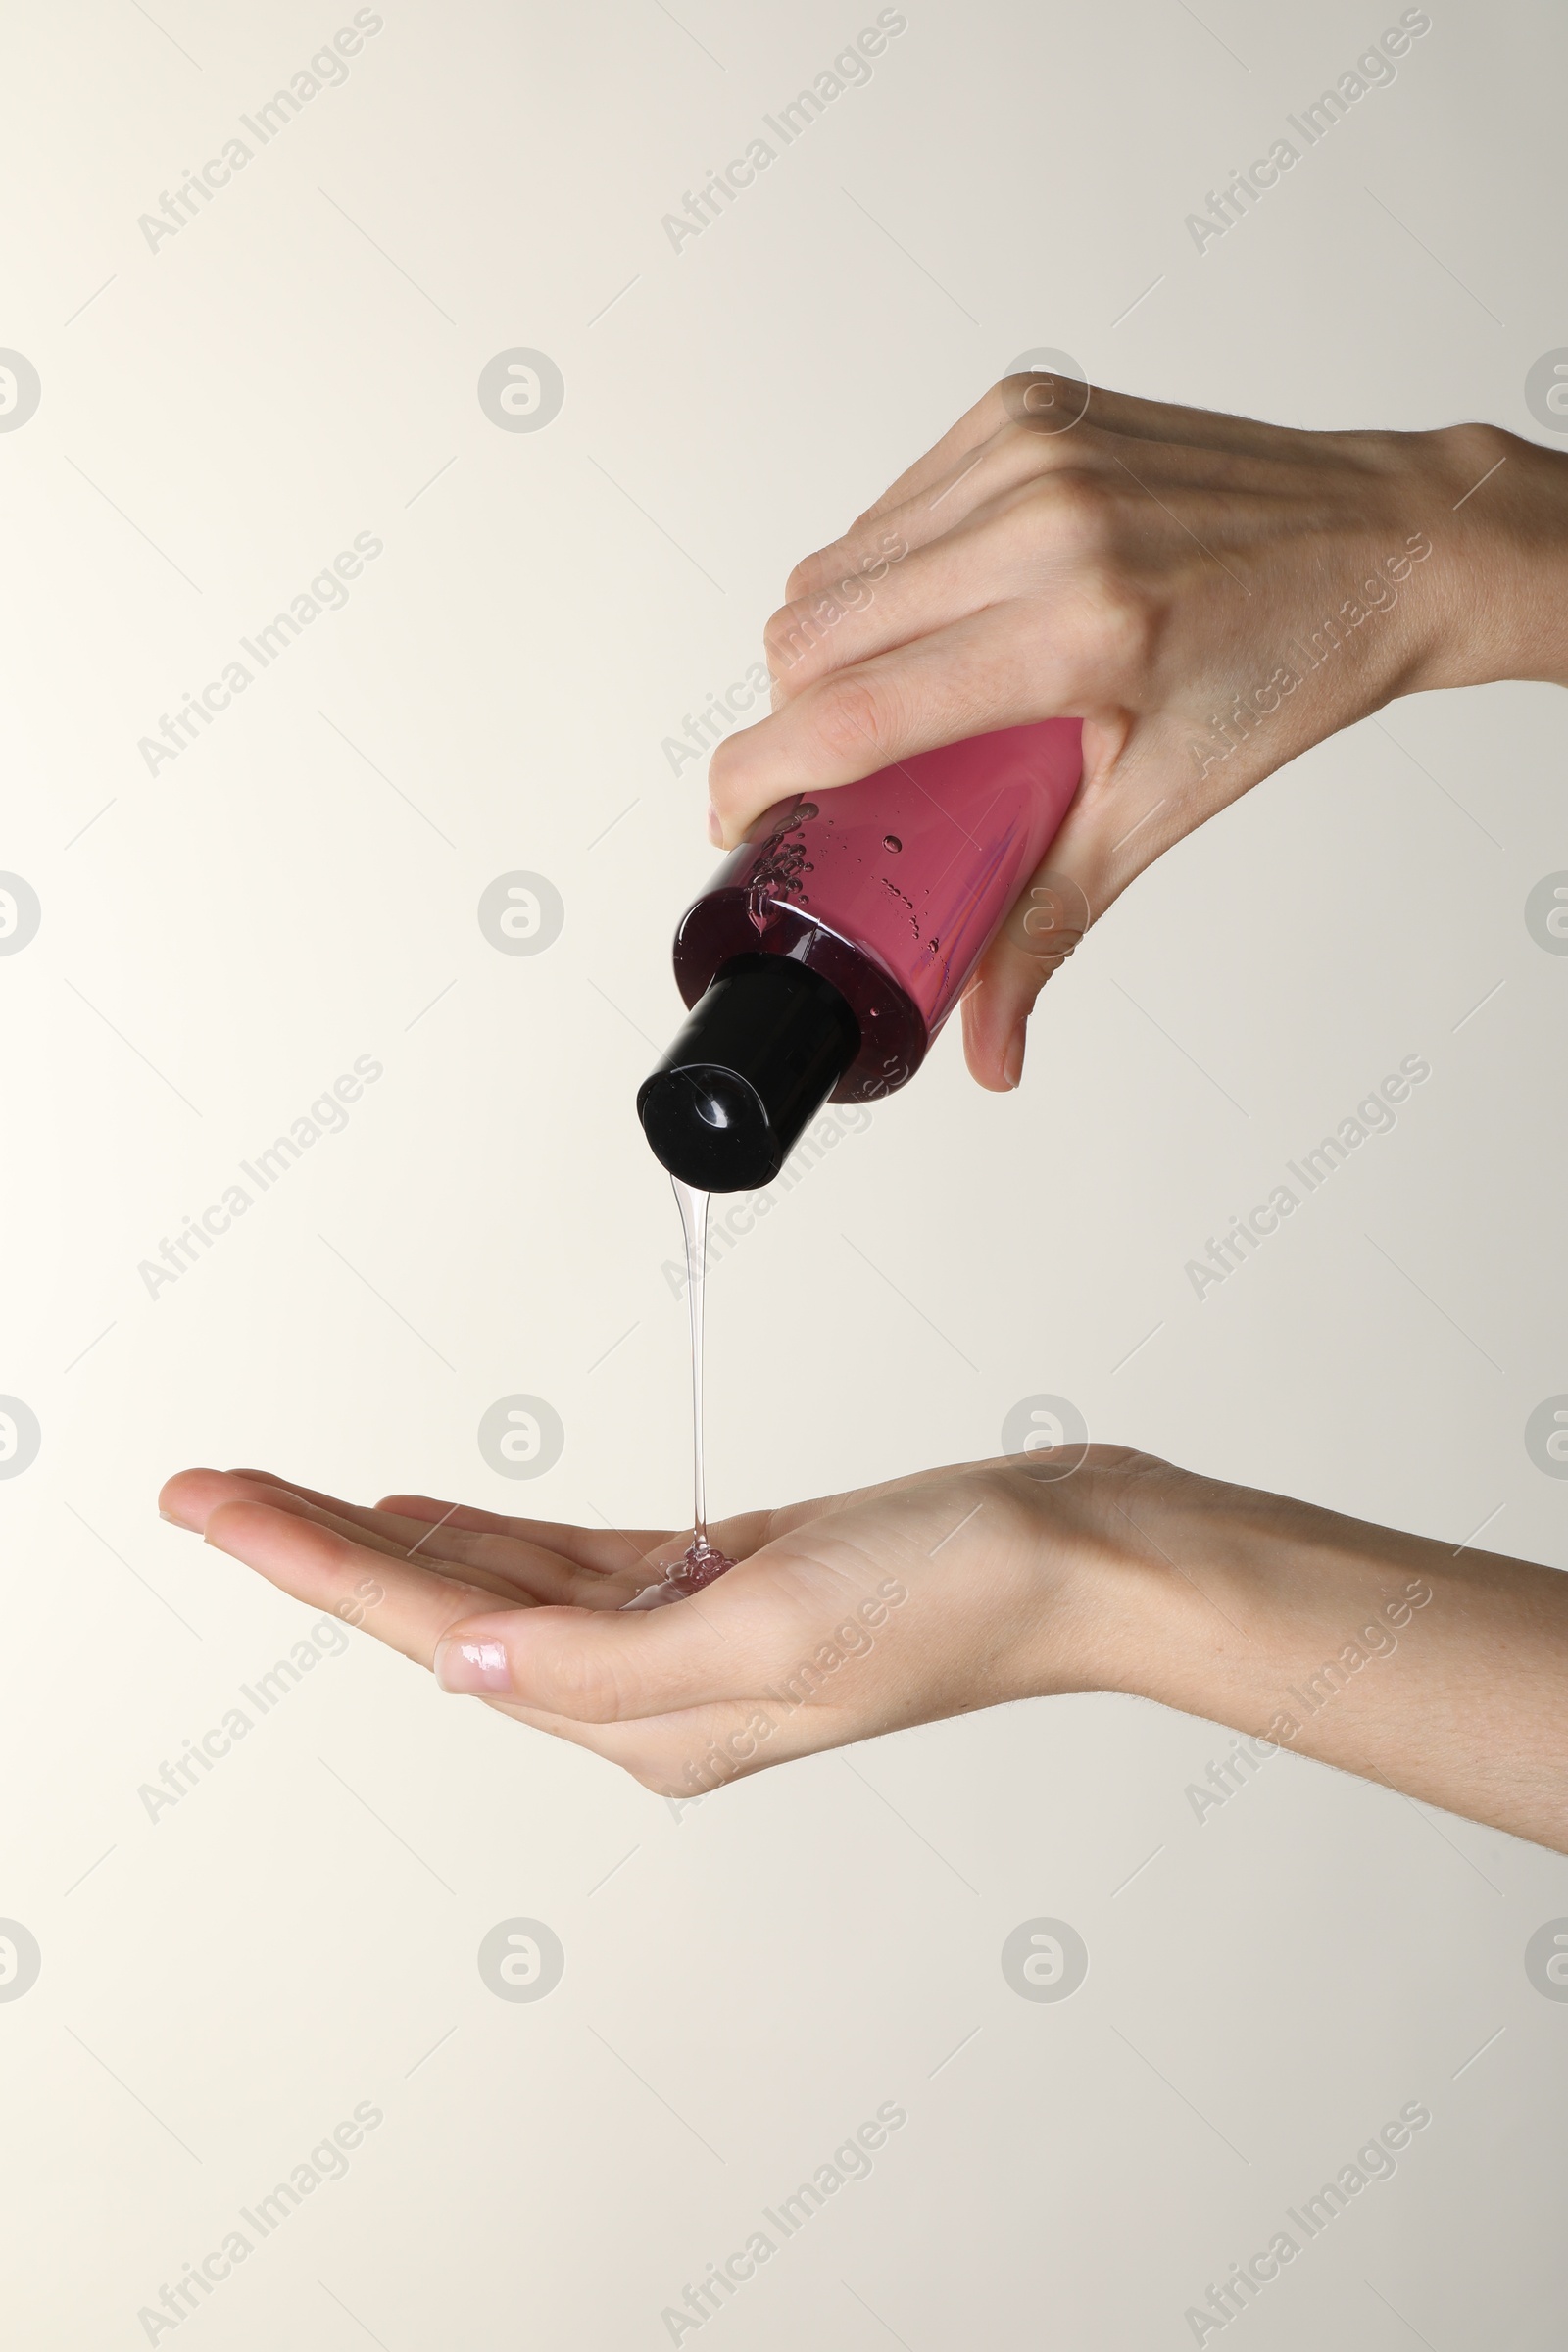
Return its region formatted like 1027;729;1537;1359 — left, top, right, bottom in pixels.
159;1507;191;1529
706;802;723;847
434;1637;513;1694
1003;1022;1026;1090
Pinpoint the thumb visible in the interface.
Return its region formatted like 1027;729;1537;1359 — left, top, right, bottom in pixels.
962;864;1093;1090
432;1593;748;1721
963;722;1187;1089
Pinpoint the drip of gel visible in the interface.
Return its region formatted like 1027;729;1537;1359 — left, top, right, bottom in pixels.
622;1178;737;1610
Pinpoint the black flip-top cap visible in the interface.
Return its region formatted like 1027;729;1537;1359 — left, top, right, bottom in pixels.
638;954;859;1192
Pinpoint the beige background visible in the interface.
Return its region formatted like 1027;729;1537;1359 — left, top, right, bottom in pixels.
2;0;1566;2343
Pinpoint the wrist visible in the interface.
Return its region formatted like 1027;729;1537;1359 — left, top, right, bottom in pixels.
1077;1470;1420;1732
1003;1453;1229;1704
1409;421;1568;692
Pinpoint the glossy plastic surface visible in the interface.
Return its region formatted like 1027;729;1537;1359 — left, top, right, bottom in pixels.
672;718;1084;1101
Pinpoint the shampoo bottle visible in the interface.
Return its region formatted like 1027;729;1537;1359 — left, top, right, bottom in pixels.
638;718;1085;1187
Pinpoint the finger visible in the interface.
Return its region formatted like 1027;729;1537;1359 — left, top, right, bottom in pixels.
959;722;1191;1089
202;1500;505;1668
314;1489;665;1598
199;1497;760;1784
183;1470;611;1612
961;900;1088;1094
836;387;1015;528
832;373;1092;528
163;1465;283;1528
764;502;1040;708
309;1492;651;1603
164;1469;436;1565
174;1467;628;1607
185;1467;486;1562
215;1479;772;1608
226;1466;376;1514
783;401;1157;607
781;422;1050;609
958;778;1105;1093
376;1494;677;1577
710;601;1092;848
223;1475;667;1581
221;1468;539;1566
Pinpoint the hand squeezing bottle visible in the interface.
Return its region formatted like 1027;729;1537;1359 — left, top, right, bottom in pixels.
637;718;1085;1188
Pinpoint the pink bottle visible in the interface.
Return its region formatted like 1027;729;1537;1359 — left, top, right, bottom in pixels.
638;718;1084;1190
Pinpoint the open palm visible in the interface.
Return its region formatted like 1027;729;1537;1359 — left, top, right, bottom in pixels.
158;1455;1131;1797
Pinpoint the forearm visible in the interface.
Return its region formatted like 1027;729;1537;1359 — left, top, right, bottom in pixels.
1080;1467;1568;1852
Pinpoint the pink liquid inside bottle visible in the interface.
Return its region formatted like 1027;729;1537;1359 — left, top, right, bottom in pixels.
638;718;1085;1190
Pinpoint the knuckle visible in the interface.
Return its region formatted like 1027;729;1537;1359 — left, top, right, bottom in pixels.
998;372;1093;436
784;548;830;600
1034;466;1116;555
809;672;895;771
543;1637;627;1724
1439;416;1512;487
1076;567;1156;676
987;469;1121;580
1007;872;1091;960
760;604;797;664
762;600;829;677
